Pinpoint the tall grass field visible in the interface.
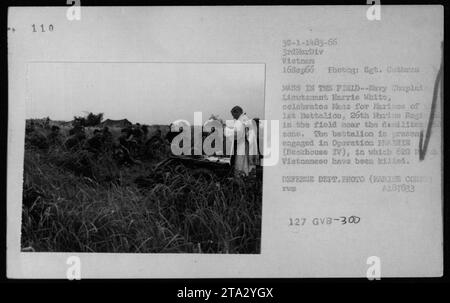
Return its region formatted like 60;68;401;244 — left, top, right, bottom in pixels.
21;120;262;254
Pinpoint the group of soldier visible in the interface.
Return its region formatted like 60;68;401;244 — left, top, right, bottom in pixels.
26;120;165;165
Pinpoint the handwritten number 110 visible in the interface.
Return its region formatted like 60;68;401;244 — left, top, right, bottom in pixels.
32;24;54;32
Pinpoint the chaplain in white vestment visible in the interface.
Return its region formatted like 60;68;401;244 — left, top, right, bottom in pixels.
224;106;259;176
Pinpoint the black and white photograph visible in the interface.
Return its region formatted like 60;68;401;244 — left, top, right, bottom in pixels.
6;5;444;280
21;62;265;254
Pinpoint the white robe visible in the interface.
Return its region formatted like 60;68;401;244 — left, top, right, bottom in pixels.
224;114;259;175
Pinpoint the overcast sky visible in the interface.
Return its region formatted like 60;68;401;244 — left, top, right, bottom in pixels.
27;63;265;125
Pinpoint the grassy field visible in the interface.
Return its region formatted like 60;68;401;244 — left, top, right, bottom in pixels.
21;130;262;253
